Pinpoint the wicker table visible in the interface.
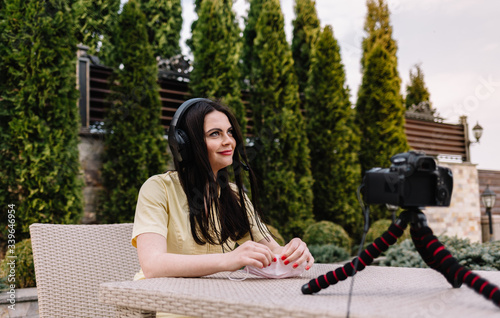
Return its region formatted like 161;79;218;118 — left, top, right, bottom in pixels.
99;264;500;317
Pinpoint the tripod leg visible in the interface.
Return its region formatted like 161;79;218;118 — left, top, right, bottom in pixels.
409;209;500;307
301;214;409;294
411;225;462;288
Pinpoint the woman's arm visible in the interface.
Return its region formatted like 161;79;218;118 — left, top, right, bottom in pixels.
137;232;275;278
258;236;314;270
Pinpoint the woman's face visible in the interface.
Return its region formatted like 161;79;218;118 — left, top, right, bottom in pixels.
204;110;237;175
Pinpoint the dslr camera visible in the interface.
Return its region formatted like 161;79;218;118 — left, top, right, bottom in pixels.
362;151;453;208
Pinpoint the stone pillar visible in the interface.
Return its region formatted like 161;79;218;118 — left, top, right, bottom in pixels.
424;162;481;242
78;133;105;224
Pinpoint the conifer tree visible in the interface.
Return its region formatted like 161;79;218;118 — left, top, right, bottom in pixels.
305;25;362;237
355;0;408;221
73;0;120;63
241;0;265;88
247;0;314;239
138;0;182;59
292;0;320;94
405;63;432;109
186;0;203;53
190;0;245;133
0;0;83;241
99;0;168;224
361;0;397;69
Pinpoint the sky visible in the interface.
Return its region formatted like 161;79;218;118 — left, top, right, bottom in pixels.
179;0;500;171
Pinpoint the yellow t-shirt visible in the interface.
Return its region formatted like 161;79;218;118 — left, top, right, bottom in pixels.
132;171;269;279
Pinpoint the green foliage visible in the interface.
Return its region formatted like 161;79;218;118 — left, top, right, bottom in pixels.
291;0;320;93
1;239;36;289
305;25;362;238
241;0;265;88
0;0;83;242
382;236;500;271
190;0;246;132
0;276;8;291
99;0;168;224
73;0;120;64
356;219;411;254
356;1;408;221
138;0;182;59
441;236;500;271
356;43;409;179
381;238;426;268
246;0;314;240
365;219;410;244
309;244;350;264
361;0;397;69
303;221;351;251
405;63;433;110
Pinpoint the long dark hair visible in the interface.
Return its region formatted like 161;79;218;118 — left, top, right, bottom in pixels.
172;99;268;248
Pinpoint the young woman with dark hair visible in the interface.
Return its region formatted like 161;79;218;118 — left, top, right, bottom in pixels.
132;98;314;282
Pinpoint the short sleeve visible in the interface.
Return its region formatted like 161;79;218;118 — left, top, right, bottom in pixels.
131;176;169;247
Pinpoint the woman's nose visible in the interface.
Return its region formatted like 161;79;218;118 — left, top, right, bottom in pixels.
221;133;232;145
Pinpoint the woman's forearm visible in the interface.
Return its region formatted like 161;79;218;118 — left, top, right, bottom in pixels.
141;252;227;278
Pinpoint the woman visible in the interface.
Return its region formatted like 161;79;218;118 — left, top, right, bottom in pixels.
132;98;314;281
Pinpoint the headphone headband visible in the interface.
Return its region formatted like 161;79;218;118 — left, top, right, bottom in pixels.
168;98;212;162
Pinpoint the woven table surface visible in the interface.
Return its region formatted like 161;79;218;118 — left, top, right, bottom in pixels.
99;264;500;318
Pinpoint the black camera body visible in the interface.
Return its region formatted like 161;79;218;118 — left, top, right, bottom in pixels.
362;151;453;208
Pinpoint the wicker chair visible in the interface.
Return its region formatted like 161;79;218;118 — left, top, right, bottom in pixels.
30;223;140;318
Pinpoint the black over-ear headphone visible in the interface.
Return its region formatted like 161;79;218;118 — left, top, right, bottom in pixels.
168;98;212;163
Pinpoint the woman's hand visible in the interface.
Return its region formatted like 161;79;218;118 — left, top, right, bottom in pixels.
279;238;314;270
224;241;276;272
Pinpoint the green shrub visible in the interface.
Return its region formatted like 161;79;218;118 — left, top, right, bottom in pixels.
351;219;412;256
381;236;500;271
366;219;411;244
244;0;314;240
0;239;36;289
0;276;8;291
99;0;168;224
305;24;362;240
441;236;500;271
303;221;351;251
381;238;426;268
1;0;84;244
309;244;350;264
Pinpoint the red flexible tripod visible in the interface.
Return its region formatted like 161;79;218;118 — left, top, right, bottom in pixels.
301;208;500;308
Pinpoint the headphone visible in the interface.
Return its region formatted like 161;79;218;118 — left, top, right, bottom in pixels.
168;98;212;163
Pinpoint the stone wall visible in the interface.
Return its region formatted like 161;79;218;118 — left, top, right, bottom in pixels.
424;162;481;242
78;132;105;224
78;133;172;224
0;287;38;318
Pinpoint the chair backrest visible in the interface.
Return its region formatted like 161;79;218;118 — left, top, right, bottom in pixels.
30;223;140;318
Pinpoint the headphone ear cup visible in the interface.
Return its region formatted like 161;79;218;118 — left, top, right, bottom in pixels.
169;98;212;163
175;128;191;162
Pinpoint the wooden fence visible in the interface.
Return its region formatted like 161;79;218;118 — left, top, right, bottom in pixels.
82;64;471;160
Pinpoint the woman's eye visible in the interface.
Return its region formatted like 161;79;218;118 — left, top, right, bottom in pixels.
227;129;233;136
